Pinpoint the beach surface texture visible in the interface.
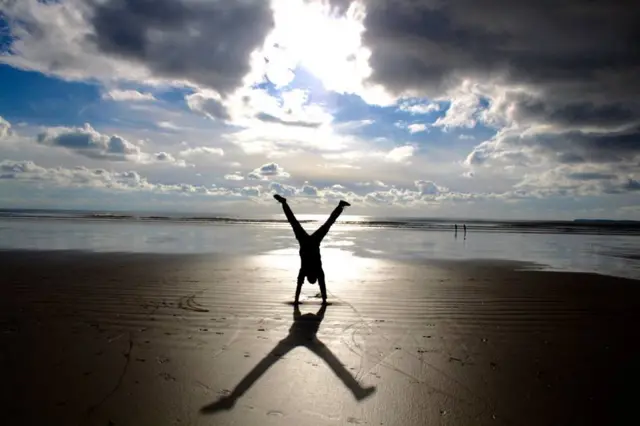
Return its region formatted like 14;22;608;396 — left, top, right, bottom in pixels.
2;249;639;426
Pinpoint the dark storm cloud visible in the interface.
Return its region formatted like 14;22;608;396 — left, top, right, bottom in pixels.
363;1;640;170
362;0;640;99
626;179;640;191
36;124;142;161
500;92;640;130
567;172;617;181
88;0;274;94
468;126;640;168
526;127;640;165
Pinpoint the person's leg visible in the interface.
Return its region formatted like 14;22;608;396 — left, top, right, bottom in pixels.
275;195;308;240
294;268;304;304
311;200;350;242
318;268;327;304
200;338;294;412
306;339;376;400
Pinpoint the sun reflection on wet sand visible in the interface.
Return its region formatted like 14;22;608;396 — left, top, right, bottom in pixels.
255;247;385;287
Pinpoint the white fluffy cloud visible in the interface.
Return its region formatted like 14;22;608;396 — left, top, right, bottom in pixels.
154;152;189;167
0;116;12;140
102;89;156;102
433;83;483;130
179;146;224;157
415;180;448;195
398;101;439;115
269;181;298;197
1;158;569;210
224;173;245;181
248;162;291;180
385;145;415;163
407;123;427;134
0;159;215;194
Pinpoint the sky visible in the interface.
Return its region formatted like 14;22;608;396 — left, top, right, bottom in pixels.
0;0;638;219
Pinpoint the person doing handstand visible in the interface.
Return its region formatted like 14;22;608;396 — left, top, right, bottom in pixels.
274;194;350;305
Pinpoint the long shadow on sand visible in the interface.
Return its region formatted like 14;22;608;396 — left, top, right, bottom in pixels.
200;303;376;414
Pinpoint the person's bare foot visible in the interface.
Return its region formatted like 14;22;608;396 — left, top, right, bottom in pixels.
274;194;287;203
339;200;351;208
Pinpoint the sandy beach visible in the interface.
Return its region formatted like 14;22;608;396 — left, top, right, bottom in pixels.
2;249;639;426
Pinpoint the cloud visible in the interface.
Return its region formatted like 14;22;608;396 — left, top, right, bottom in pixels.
513;164;640;197
2;0;275;95
224;173;244;181
36;123;144;161
219;87;333;129
385;145;415;163
414;180;448;195
407;123;427;134
433;83;483;129
626;179;640;191
465;124;640;170
4;158;583;208
0;116;12;140
179;146;224;157
362;1;639;100
398;101;439;115
240;186;261;197
361;0;640;176
269;181;297;197
300;184;319;197
0;159;220;194
186;91;230;120
248;162;291;180
102;89;156;102
154;152;189;167
157;121;182;131
31;123;189;166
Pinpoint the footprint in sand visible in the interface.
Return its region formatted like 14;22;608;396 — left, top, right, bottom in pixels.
159;372;177;382
178;294;209;313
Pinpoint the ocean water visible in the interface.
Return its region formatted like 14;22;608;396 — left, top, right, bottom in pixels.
1;210;639;280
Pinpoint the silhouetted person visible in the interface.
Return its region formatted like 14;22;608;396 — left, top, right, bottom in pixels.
200;304;375;413
274;194;350;304
454;223;458;238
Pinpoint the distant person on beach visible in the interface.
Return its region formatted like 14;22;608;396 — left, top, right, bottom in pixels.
274;194;350;305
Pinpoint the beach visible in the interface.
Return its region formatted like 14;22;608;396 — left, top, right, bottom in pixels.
3;247;639;426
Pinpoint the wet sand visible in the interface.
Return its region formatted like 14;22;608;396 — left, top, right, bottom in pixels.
1;250;639;426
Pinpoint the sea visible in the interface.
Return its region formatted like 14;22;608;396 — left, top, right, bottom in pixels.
1;208;639;280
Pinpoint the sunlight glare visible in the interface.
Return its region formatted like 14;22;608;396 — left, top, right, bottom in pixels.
267;0;372;94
